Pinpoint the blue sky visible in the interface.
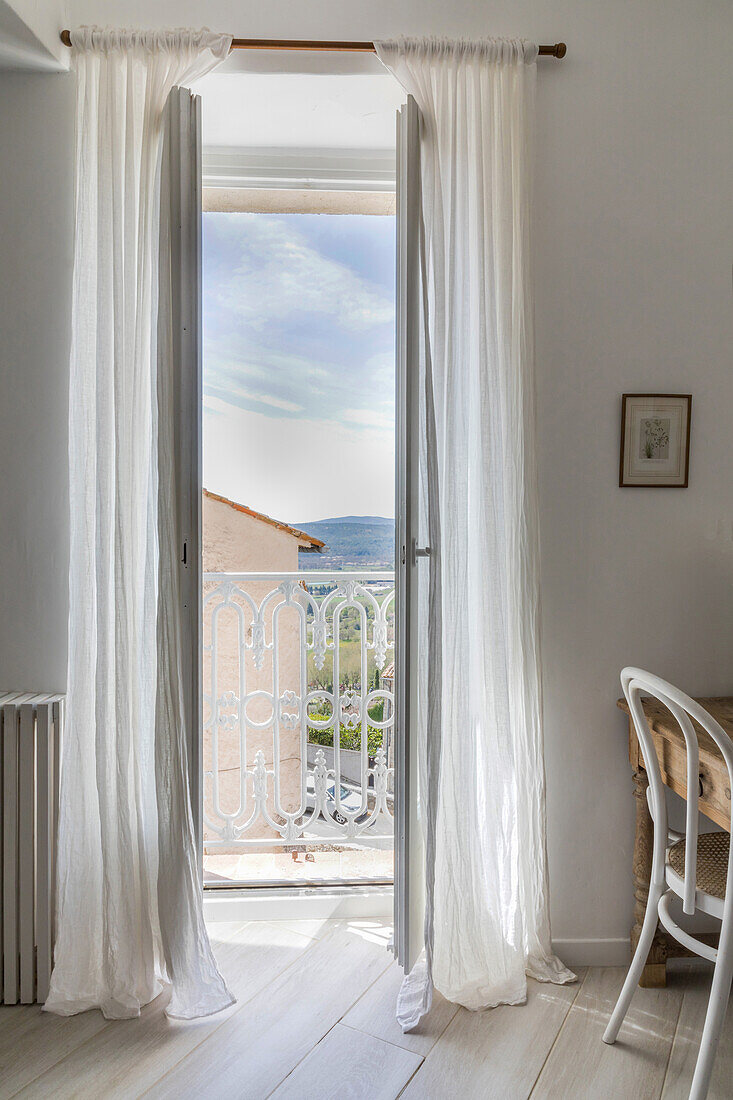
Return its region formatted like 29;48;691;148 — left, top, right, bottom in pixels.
203;212;395;524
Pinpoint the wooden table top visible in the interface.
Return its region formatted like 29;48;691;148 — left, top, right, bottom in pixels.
617;695;733;754
618;695;733;830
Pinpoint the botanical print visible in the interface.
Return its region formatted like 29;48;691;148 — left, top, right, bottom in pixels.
639;417;670;460
620;394;690;486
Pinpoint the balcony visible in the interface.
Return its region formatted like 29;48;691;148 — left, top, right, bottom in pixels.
202;570;395;886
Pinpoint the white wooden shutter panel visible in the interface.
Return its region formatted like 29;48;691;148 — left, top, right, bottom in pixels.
161;87;204;859
394;95;424;972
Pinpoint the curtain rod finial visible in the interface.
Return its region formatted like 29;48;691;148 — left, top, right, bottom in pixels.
60;28;72;46
554;42;567;58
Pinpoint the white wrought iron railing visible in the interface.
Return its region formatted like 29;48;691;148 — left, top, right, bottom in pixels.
203;571;395;850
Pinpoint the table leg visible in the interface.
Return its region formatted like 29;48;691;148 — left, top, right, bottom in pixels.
631;765;667;987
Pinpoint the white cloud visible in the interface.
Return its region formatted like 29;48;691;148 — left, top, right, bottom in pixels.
224;385;303;413
342;407;395;430
211;215;394;333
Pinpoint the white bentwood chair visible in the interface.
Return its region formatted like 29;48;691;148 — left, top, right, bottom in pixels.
603;668;733;1100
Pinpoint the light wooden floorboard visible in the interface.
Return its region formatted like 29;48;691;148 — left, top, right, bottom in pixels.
661;960;733;1100
531;967;683;1100
11;921;310;1100
144;924;392;1100
6;921;733;1100
399;971;585;1100
245;918;329;940
0;921;244;1100
342;960;459;1055
0;1004;107;1099
244;917;392;947
270;1023;422;1099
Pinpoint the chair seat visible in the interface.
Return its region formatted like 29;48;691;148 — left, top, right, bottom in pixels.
668;831;730;900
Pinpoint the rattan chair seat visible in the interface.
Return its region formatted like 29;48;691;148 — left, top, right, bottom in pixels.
668;831;730;900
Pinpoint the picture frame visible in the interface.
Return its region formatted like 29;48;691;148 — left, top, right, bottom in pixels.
619;393;691;488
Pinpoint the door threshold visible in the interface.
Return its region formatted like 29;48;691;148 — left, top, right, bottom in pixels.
203;883;393;923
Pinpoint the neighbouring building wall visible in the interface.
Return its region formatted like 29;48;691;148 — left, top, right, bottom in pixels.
202;492;305;844
203;491;303;572
1;0;732;962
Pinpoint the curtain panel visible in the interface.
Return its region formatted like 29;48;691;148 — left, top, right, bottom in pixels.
376;37;574;1030
45;26;233;1021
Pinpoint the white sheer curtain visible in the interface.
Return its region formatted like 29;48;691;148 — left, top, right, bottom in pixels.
376;37;575;1030
45;27;233;1021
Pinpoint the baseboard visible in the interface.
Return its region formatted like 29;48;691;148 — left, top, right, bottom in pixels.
553;937;630;968
203;885;394;924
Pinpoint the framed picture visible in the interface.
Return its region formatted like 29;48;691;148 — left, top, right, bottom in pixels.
619;393;691;487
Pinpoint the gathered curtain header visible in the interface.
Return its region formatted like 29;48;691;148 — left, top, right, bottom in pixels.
376;36;539;66
68;25;232;61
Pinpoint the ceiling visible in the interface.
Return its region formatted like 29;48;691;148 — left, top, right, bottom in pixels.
0;0;67;70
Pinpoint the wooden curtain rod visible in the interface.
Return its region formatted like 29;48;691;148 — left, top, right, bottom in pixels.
59;30;567;57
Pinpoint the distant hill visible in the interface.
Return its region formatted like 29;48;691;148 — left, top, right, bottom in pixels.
304;515;393;527
296;516;395;570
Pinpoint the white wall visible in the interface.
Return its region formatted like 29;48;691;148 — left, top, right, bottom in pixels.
1;0;732;957
0;70;74;691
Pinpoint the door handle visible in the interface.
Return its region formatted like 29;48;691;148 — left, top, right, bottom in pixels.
412;540;432;565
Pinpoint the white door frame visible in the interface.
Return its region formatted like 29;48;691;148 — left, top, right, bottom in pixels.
190;111;413;916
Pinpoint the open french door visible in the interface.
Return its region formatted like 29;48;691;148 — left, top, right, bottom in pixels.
394;95;424;973
161;86;204;862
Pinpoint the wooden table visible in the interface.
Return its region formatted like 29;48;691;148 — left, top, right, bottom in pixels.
618;695;733;987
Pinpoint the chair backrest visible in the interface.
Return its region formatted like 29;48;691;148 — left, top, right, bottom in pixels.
621;667;733;915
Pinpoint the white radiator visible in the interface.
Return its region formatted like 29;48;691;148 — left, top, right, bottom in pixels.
0;693;62;1004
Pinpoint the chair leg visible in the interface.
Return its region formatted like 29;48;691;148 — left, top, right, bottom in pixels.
603;881;665;1045
689;931;733;1100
